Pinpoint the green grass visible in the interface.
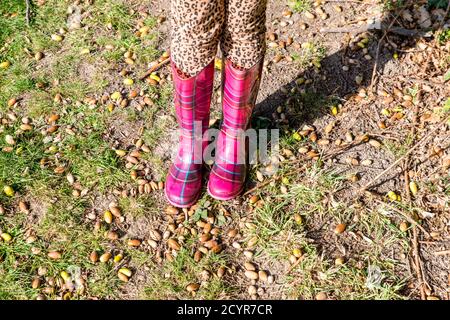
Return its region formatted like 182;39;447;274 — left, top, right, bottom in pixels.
0;195;119;299
92;1;160;64
143;247;233;299
284;249;408;300
118;195;160;218
0;128;50;204
437;29;450;45
0;0;68;107
244;161;409;299
0;0;165;299
249;199;307;259
291;41;326;68
288;0;312;13
246;166;344;258
428;0;449;9
62;131;128;192
284;167;344;216
381;0;407;11
384;133;414;159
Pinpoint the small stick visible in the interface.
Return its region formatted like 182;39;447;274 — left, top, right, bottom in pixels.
139;57;170;80
437;1;450;30
373;199;430;237
412;226;426;300
403;100;418;203
359;117;448;193
324;0;372;4
404;103;429;300
369;15;399;92
433;250;450;256
243;179;274;196
404;165;412;201
243;163;308;196
25;0;31;26
285;255;304;275
418;237;432;295
320;25;429;37
419;241;441;245
244;139;359;196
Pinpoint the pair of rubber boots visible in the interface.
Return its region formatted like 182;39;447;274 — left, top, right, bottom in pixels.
165;58;263;208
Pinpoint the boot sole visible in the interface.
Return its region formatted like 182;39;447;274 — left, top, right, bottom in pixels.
164;187;200;208
206;183;245;201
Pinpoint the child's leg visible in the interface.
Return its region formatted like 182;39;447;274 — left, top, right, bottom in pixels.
165;0;223;207
207;0;267;200
221;0;267;69
170;0;225;76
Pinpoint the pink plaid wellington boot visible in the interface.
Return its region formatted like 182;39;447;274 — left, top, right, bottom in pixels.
207;59;263;200
165;60;214;208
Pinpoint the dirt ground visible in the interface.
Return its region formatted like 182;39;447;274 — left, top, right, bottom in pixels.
143;0;450;299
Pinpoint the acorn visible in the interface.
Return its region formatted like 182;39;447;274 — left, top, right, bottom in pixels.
100;252;112;263
127;239;141;247
118;272;129;282
1;233;12;242
334;223;346;234
119;268;132;277
167;239;181;251
47;251;62;260
399;221;409;232
89;251;99;263
104;210;113;224
244;262;256;271
244;271;259;280
409;182;418;195
186;283;200;292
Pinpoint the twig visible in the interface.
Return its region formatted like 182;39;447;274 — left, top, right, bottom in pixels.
433;250;450;256
373;199;430;237
408;78;447;87
404;101;430;300
403;166;427;298
437;0;450;31
403;100;419;203
325;0;372;4
320;24;430;37
369;15;399;92
419;240;450;245
25;0;31;26
244;138;361;196
404;164;412;200
139;57;170;80
359;117;448;193
367;132;400;142
412;226;426;300
284;255;304;275
243;163;308;196
244;179;274;196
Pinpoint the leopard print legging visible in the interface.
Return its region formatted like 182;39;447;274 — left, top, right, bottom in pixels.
170;0;267;76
